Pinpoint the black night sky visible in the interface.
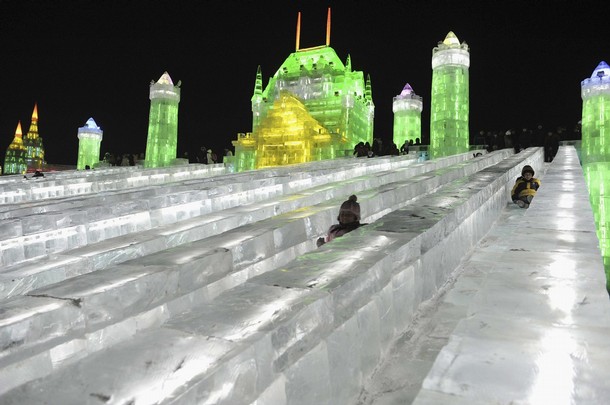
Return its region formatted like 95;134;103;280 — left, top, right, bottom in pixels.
0;0;606;165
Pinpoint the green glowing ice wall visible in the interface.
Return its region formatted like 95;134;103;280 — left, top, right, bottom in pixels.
234;46;374;171
581;60;610;290
393;83;422;148
145;72;180;168
77;118;103;170
430;32;470;159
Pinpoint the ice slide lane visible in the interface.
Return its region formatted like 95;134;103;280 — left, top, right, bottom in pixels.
0;155;426;267
0;151;495;298
0;149;509;393
0;148;544;402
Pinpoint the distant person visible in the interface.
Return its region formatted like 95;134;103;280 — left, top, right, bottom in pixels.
400;140;410;155
33;170;44;178
197;146;208;164
317;195;365;247
544;131;560;162
511;165;541;209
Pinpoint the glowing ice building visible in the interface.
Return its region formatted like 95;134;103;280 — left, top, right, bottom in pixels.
232;8;374;171
3;121;27;175
144;72;181;168
581;60;610;289
23;103;45;170
77;118;103;170
430;31;470;159
393;83;422;149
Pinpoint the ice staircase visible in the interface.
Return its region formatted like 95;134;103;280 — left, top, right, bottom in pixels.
0;148;556;403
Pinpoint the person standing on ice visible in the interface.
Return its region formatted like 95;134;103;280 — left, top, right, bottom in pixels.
317;195;364;247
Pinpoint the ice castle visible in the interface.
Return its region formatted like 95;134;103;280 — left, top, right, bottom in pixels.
232;9;374;171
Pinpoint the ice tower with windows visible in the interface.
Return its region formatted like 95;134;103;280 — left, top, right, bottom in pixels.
144;72;181;168
429;31;470;159
393;83;422;149
581;60;610;290
77;118;103;170
3;121;27;175
232;8;374;171
23;103;44;170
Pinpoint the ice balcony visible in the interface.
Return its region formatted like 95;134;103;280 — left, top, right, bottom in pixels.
0;146;608;404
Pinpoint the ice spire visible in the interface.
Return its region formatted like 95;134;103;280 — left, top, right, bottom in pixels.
393;83;423;148
4;121;27;174
430;30;470;158
77;117;104;170
443;31;460;46
24;102;44;170
345;54;352;72
252;66;264;131
144;71;181;168
365;74;372;101
581;60;610;289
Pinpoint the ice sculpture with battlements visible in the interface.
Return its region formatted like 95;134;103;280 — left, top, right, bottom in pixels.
23;103;45;171
77;118;103;170
144;71;181;168
430;31;470;159
581;60;610;289
3;121;27;175
393;83;423;148
232;8;374;171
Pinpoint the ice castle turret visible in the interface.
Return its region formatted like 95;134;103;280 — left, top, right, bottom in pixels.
233;8;374;171
23;103;44;170
144;72;181;168
4;121;27;175
581;60;610;290
430;31;470;159
77;118;103;170
393;83;423;149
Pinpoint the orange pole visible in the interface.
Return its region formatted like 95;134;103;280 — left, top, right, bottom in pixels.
326;7;331;46
296;12;301;51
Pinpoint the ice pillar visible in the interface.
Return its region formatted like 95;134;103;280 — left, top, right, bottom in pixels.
23;103;44;170
77;118;103;170
393;83;423;148
144;72;181;168
581;60;610;290
3;121;27;175
430;31;470;159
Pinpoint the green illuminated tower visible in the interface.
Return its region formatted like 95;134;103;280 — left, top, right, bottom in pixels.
4;121;27;175
233;8;374;170
581;60;610;290
393;83;423;148
23;103;45;170
77;118;103;170
430;31;470;158
144;71;181;168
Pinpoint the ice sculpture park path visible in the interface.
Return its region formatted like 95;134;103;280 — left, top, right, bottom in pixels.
0;146;608;404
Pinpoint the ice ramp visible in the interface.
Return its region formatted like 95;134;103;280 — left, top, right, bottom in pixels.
4;148;602;405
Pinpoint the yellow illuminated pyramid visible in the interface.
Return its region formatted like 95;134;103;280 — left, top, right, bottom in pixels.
256;92;332;168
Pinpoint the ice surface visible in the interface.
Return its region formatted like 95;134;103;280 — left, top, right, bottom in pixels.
3;147;606;405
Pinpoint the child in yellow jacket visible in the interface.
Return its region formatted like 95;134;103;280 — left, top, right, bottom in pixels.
511;165;541;208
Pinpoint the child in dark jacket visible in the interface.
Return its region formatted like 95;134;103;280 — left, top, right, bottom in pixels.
511;165;541;208
317;195;363;247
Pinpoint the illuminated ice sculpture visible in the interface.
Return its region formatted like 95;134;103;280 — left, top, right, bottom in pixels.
77;118;103;170
3;121;27;175
393;83;423;149
23;103;45;171
232;8;374;171
581;60;610;290
430;31;470;159
144;72;181;168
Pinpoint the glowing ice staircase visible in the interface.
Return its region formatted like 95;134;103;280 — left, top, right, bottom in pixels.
3;148;599;404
